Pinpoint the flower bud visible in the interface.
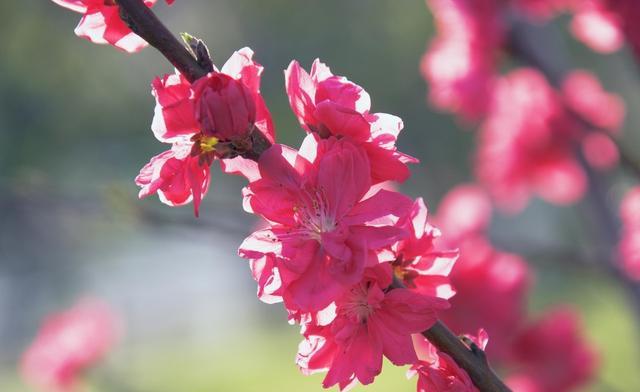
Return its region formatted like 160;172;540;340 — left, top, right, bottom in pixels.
194;72;257;141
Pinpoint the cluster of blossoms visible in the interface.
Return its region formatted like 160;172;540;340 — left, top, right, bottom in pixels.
422;0;626;212
233;58;461;389
430;184;597;391
135;47;275;216
21;300;120;392
50;2;492;390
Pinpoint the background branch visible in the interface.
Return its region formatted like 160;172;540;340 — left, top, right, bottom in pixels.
507;9;640;321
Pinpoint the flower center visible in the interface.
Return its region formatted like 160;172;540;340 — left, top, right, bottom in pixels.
199;135;219;153
341;284;377;324
294;187;336;240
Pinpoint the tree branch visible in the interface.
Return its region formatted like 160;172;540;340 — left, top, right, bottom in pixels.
115;0;207;83
507;9;640;320
423;321;511;392
390;278;510;392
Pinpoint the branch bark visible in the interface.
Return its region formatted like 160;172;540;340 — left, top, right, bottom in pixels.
115;0;207;83
423;321;511;392
390;278;510;392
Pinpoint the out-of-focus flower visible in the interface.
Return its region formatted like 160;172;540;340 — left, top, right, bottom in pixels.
475;69;587;211
569;0;640;61
21;299;120;392
570;0;624;53
619;187;640;280
285;60;417;183
50;0;168;53
434;184;532;360
561;70;625;131
240;135;412;312
421;0;502;120
510;308;598;392
562;69;624;170
297;267;448;390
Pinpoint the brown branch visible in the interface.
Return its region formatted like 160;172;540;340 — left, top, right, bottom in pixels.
115;0;207;83
423;321;511;392
391;279;511;392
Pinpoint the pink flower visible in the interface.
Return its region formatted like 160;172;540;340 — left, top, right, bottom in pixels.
475;69;587;212
138;48;274;215
285;60;416;183
434;184;492;243
421;0;502;120
50;0;161;53
297;268;448;390
561;70;625;132
601;0;640;60
510;308;598;392
434;184;531;360
150;71;200;143
151;48;274;144
135;140;211;217
193;73;257;140
239;135;412;312
570;1;624;53
392;198;458;300
618;187;640;280
408;332;487;392
569;1;640;60
20;299;120;392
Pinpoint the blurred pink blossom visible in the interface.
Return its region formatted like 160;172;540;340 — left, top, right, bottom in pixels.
510;308;598;392
421;0;502;120
619;187;640;280
21;299;120;392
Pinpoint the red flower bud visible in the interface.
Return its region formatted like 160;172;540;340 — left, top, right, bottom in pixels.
193;72;257;140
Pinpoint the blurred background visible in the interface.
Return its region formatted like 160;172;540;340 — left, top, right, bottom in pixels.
1;0;640;390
